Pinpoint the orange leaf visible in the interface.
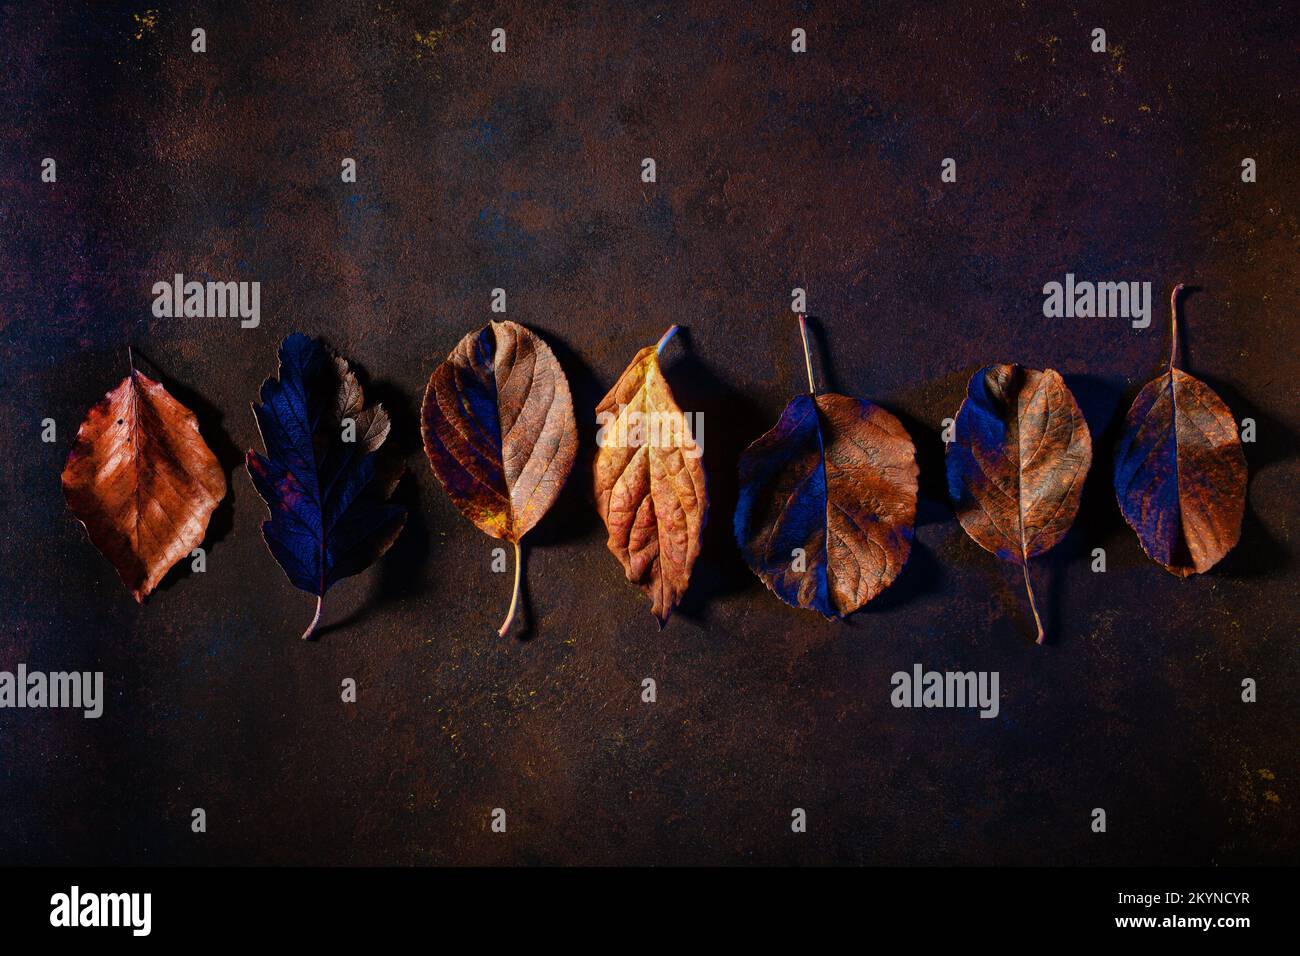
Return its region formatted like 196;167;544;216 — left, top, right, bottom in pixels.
594;325;708;626
62;368;226;602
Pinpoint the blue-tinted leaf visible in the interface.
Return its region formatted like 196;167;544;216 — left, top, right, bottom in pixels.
1113;287;1246;575
421;320;578;637
735;392;918;619
945;364;1091;643
246;333;405;638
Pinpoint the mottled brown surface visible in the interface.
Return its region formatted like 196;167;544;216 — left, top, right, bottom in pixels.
1;1;1297;864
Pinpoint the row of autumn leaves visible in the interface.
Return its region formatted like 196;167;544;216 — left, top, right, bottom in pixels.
61;286;1246;643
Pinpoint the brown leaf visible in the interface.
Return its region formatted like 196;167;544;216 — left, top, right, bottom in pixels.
1114;285;1246;575
62;366;226;602
594;325;708;626
421;320;578;635
734;318;918;618
946;364;1091;643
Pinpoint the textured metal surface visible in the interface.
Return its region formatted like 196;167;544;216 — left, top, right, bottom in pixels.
1;0;1296;865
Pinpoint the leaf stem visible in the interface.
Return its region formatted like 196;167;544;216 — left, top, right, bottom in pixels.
1169;283;1185;372
301;594;323;641
797;315;816;394
655;324;680;357
1022;560;1045;645
498;539;522;637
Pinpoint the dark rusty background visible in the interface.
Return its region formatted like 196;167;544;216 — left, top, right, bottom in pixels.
1;0;1296;865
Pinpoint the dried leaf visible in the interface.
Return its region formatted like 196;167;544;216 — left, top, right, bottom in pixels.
735;318;918;618
594;325;708;626
945;363;1091;643
421;320;578;636
1114;285;1246;575
62;362;226;602
246;334;406;639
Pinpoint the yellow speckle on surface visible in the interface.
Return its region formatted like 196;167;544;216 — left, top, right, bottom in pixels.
414;29;444;59
1259;768;1276;780
1139;104;1151;112
1264;791;1281;804
131;10;158;41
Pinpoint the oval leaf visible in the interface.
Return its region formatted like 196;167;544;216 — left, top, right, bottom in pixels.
735;392;918;618
246;333;407;639
62;366;226;602
421;320;577;635
1113;286;1246;575
594;326;708;627
945;364;1091;642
